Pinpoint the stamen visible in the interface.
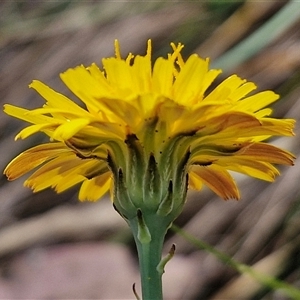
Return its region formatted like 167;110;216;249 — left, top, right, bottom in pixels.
170;42;184;68
114;39;121;59
146;39;152;58
126;53;134;64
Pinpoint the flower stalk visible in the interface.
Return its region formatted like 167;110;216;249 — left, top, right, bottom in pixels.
128;211;171;300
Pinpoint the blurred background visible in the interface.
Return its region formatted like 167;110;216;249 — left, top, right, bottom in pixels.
0;1;300;299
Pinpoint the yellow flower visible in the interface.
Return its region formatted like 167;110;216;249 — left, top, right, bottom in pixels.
4;40;295;217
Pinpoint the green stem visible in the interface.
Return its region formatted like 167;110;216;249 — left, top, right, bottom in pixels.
128;214;170;300
135;236;164;299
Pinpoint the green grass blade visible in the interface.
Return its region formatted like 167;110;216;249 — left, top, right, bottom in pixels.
212;0;300;71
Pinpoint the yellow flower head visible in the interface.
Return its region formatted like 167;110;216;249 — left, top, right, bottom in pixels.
4;40;295;218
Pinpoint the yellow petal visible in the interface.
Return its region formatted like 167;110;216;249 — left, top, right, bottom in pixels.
204;75;246;103
15;123;58;140
235;143;295;165
173;55;208;105
152;57;174;98
156;98;185;136
79;173;111;201
217;159;279;182
131;55;152;94
190;164;240;200
197;111;261;139
24;153;109;193
255;108;272;118
60;66;113;113
97;97;140;129
4;143;70;180
87;63;114;94
188;171;203;190
27;107;88;119
259;118;295;136
52;118;91;141
236;91;279;112
191;142;295;167
54;174;85;193
4;105;57;125
229;81;257;101
24;154;79;192
102;58;133;98
66;123;125;148
135;93;161;118
200;69;222;96
29;80;90;116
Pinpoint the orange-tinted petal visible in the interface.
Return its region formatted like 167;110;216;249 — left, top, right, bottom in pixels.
190;165;240;200
4;143;71;180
